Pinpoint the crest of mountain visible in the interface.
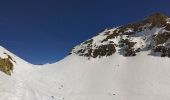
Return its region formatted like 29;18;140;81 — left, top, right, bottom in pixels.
71;13;170;58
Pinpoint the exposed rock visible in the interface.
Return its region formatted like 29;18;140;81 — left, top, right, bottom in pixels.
154;32;170;45
93;44;116;58
154;46;170;57
146;13;168;27
0;58;13;75
102;31;119;42
70;13;170;59
119;39;137;56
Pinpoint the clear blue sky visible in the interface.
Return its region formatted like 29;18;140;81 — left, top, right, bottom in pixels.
0;0;169;64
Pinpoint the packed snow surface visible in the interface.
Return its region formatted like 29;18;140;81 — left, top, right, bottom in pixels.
1;46;170;100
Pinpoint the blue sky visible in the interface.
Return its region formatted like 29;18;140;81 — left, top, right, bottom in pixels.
0;0;170;64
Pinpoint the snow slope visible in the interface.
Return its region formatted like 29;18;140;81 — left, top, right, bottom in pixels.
0;46;55;100
2;49;170;100
32;52;170;100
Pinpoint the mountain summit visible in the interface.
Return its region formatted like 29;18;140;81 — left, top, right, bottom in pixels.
71;13;170;58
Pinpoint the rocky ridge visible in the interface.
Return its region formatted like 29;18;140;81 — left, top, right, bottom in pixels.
70;13;170;58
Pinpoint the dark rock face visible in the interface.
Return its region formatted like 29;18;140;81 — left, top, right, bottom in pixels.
70;13;170;59
154;46;170;57
75;44;116;58
154;32;170;45
119;39;137;56
93;44;116;58
102;31;119;42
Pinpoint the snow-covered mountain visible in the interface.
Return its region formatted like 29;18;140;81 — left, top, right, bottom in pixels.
71;13;170;58
1;13;170;100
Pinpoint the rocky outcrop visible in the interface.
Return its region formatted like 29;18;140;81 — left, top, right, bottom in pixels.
70;13;170;59
0;58;13;75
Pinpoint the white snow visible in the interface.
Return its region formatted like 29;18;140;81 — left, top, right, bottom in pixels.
166;18;170;24
1;46;170;100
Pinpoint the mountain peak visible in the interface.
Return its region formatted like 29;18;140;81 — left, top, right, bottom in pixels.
145;13;168;27
70;13;170;58
147;13;168;20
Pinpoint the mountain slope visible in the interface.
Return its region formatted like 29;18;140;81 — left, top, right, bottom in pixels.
0;46;53;100
37;52;170;100
1;13;170;100
34;13;170;100
71;13;170;58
